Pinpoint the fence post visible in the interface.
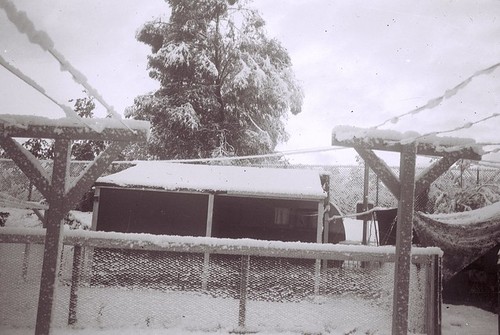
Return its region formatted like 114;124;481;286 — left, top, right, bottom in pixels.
391;142;417;335
68;245;82;326
425;254;442;335
238;255;250;329
22;243;31;281
202;193;215;290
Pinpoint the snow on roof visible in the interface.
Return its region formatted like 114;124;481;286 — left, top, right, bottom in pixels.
96;162;327;200
332;125;483;155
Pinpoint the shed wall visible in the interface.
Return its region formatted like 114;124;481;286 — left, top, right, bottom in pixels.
212;196;319;242
96;188;208;236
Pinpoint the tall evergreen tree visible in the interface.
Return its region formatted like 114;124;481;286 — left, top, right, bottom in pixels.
126;0;303;160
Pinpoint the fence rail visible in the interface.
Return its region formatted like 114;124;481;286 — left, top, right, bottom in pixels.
0;227;442;334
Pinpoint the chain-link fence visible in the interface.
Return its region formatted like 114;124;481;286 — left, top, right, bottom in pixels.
1;158;499;216
292;163;500;216
0;159;133;211
0;231;441;334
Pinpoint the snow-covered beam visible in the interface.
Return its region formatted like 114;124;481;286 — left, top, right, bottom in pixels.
332;125;482;160
0;227;443;265
0;115;150;142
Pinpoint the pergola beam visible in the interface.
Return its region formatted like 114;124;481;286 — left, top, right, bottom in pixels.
354;146;401;199
332;126;482;335
415;155;460;197
64;141;129;213
332;135;482;160
0;136;51;198
0;117;149;142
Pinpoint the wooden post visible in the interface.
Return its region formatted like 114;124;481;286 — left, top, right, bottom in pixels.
322;211;330;269
238;255;250;328
497;247;499;335
22;243;31;281
362;162;369;245
35;139;71;335
68;245;82;326
321;173;330;269
202;193;215;290
80;187;100;285
314;201;324;295
392;142;417;335
425;254;442;335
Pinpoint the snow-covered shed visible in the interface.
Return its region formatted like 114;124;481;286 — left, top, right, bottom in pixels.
92;162;343;244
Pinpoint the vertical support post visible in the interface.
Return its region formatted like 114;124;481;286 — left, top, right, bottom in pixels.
314;201;324;295
83;187;101;284
322;213;330;269
391;142;417;335
321;173;330;269
497;247;499;335
22;243;31;281
35;139;71;335
238;255;250;329
425;254;442;335
202;193;215;290
362;162;369;245
68;245;82;326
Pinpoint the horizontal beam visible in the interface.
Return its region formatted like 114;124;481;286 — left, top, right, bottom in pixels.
0;228;440;265
332;135;482;160
0;116;150;142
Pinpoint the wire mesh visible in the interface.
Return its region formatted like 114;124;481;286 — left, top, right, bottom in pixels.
1;158;499;216
0;241;434;334
0;243;74;329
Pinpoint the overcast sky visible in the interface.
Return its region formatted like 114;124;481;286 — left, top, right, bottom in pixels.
1;0;499;165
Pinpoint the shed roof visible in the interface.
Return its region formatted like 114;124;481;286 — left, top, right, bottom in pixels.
95;162;327;201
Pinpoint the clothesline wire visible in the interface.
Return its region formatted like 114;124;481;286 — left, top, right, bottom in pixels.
372;61;500;129
0;54;93;130
1;0;135;133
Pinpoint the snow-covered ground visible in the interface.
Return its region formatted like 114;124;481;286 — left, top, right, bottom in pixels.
0;207;497;334
1;303;497;335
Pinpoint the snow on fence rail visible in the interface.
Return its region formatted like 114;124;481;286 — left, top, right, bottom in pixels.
0;228;442;334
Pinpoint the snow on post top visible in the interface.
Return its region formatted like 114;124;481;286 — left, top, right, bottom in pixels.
331;125;483;159
96;162;327;201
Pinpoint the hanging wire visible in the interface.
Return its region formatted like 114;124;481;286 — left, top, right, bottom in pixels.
0;54;95;129
0;0;136;133
167;146;349;164
372;61;500;129
399;112;500;145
